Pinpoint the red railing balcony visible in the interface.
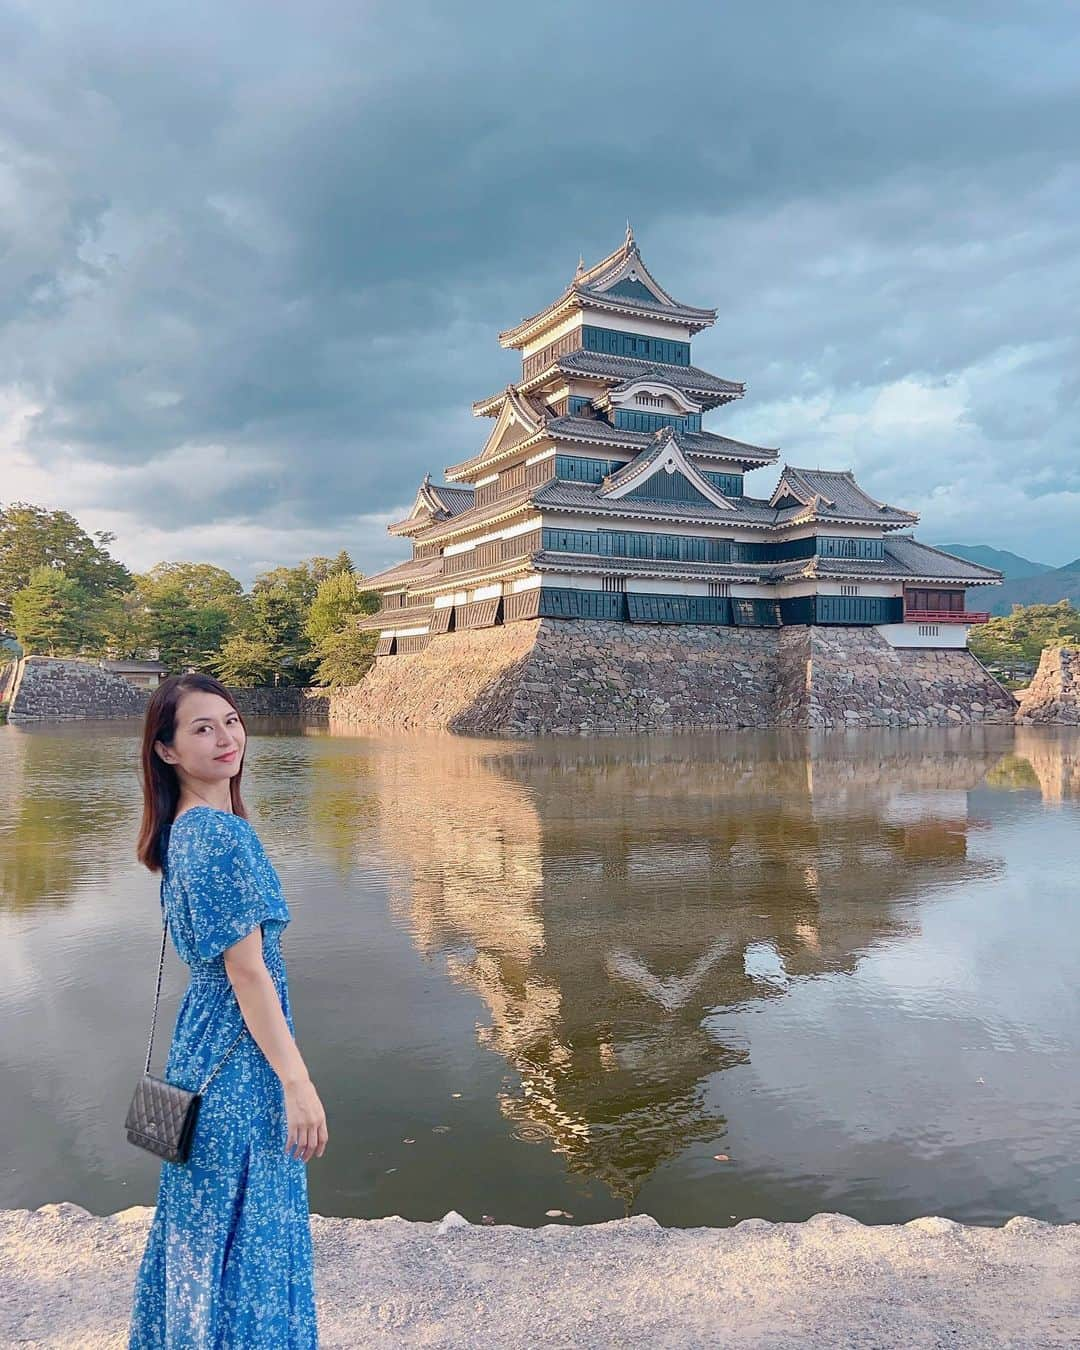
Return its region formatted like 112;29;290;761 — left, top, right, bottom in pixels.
904;609;991;625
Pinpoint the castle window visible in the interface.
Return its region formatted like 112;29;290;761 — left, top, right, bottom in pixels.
708;581;731;597
840;584;860;597
635;392;665;407
602;575;626;593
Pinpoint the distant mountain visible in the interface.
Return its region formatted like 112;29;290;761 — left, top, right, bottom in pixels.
933;544;1055;579
977;565;1080;618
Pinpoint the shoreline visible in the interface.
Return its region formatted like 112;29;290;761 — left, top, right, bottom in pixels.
3;1204;1078;1348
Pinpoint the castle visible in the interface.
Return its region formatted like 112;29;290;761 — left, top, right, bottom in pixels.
349;230;1011;735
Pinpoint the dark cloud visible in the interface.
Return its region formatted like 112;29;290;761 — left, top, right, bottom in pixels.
1;0;1078;579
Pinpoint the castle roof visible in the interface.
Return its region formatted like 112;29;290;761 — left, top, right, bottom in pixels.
498;227;717;349
769;466;918;527
388;477;476;536
361;555;444;591
765;537;1003;585
532;459;918;532
445;417;776;483
474;352;744;417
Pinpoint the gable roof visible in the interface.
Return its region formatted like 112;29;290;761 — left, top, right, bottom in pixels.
474;352;744;417
498;229;717;349
769;467;918;527
361;555;445;591
599;428;737;510
388;476;476;536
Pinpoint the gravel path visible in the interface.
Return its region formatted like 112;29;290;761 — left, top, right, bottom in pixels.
2;1204;1079;1348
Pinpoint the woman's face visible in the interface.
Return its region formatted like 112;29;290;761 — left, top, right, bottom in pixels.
155;690;246;788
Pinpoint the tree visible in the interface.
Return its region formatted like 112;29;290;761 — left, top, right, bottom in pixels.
212;636;280;686
249;586;314;683
97;589;152;661
0;503;131;625
969;601;1080;668
310;628;377;687
11;567;88;655
141;562;249;629
305;570;380;645
141;583;206;672
252;555;353;608
130;563;249;671
305;570;380;686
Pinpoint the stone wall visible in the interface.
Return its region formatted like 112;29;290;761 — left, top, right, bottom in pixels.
3;633;1020;734
0;659;17;705
797;626;1017;728
326;619;1017;735
327;623;539;733
496;620;777;735
227;686;330;719
1015;646;1080;724
4;657;333;723
7;657;149;722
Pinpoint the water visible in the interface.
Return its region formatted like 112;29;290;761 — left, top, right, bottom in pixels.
1;720;1078;1229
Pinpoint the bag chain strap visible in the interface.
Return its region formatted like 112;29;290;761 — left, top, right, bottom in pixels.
145;825;246;1095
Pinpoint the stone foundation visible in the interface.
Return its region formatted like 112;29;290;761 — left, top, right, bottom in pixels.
328;620;1017;735
1015;646;1080;724
787;625;1018;729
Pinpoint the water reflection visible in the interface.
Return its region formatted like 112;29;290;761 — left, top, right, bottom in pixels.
371;730;1016;1201
2;721;1078;1224
0;724;139;912
1009;728;1080;802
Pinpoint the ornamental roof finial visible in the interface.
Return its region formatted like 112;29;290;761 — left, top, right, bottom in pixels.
625;219;636;251
575;253;585;278
422;471;431;486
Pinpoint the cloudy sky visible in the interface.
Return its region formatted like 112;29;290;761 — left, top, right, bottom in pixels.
2;0;1078;583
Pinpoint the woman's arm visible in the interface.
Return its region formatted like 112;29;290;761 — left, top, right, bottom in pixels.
223;930;328;1163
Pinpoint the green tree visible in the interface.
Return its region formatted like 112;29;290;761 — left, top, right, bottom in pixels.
969;600;1080;668
97;589;152;660
142;562;249;629
212;636;280;686
304;570;380;687
141;583;206;672
11;566;88;654
310;627;377;687
305;570;380;645
249;586;313;683
0;503;131;625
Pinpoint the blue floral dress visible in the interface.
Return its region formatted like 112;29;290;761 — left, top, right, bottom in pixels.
129;806;318;1348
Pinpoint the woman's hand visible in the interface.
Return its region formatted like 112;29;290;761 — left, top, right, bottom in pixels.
284;1078;328;1163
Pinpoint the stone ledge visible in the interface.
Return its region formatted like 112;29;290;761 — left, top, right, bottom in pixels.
3;1203;1077;1348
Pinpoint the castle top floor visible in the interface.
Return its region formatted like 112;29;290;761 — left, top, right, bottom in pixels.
497;225;718;372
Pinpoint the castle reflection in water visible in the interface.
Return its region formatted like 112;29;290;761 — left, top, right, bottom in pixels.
361;726;1079;1202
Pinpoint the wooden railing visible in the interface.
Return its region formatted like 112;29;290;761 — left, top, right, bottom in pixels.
904;609;990;625
357;605;433;632
503;589;541;622
473;458;555;507
443;529;543;577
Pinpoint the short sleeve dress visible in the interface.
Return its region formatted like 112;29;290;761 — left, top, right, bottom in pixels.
128;806;318;1349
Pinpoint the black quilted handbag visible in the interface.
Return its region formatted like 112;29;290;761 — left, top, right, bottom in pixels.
125;909;244;1164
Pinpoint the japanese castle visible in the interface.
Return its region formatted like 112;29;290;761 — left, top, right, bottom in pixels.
362;228;998;655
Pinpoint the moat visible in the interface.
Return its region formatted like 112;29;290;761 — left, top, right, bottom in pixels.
1;720;1078;1229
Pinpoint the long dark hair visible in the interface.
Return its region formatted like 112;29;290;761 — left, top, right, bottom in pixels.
136;673;248;872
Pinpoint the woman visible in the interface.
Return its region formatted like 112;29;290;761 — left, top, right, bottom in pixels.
128;672;327;1348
